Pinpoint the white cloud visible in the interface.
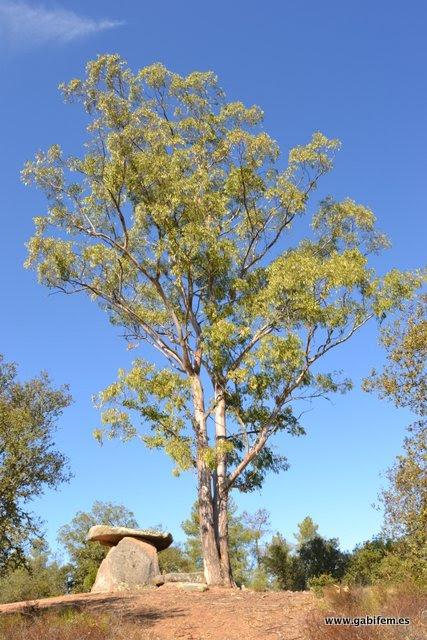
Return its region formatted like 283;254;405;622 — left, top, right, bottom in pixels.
0;1;123;47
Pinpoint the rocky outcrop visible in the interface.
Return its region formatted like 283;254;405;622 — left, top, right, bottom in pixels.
91;537;161;593
87;525;173;551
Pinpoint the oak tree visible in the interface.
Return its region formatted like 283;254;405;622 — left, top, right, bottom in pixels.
0;356;71;575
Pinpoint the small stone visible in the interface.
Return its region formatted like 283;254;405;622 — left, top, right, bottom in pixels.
152;575;165;587
176;582;208;592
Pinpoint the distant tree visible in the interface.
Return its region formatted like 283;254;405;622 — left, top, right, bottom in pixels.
379;423;426;577
298;535;349;582
0;355;71;576
294;516;319;548
262;533;305;590
0;540;68;604
158;544;195;573
182;499;256;584
241;508;271;567
364;296;426;571
24;53;420;585
59;501;138;592
344;538;394;586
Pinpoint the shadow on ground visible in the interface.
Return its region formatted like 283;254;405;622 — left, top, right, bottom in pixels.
0;593;185;628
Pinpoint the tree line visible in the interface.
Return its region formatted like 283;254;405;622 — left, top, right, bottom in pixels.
0;496;424;604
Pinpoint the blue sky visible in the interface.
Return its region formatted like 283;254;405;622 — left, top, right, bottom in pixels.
0;1;425;558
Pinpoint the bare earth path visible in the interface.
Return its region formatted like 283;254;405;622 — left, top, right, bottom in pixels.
0;586;315;640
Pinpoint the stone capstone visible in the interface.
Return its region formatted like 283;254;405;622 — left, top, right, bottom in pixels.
91;536;161;593
86;525;173;551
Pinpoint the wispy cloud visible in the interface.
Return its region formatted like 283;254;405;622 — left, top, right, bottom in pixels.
0;2;123;47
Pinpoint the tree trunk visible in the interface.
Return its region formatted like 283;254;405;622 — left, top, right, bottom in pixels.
191;375;223;585
218;491;234;586
214;384;234;586
197;463;223;585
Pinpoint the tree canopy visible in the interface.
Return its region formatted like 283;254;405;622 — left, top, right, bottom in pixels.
294;516;319;548
0;356;71;576
364;294;426;416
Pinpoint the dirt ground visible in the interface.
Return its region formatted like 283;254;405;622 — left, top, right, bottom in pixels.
0;585;315;640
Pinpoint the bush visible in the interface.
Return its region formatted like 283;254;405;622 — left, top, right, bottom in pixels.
308;573;336;596
0;543;68;604
247;566;270;591
376;549;426;588
344;538;393;587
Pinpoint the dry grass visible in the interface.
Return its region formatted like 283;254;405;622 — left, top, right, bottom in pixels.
0;608;159;640
305;583;427;640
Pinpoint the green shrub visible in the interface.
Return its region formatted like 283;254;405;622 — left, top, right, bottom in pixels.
0;545;67;604
343;538;393;586
307;573;336;596
248;566;270;591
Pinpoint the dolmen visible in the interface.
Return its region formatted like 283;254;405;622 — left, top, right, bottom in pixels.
87;525;173;593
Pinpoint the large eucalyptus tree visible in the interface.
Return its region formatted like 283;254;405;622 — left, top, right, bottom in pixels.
23;55;419;585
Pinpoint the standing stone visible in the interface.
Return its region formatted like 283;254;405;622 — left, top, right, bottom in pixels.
91;536;160;593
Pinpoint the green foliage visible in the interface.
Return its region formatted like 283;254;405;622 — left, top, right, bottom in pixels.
364;296;426;582
307;572;336;596
158;544;195;573
262;534;305;591
247;565;270;591
264;527;349;591
0;541;68;604
22;55;421;502
344;538;393;586
182;499;257;583
58;501;138;592
94;361;194;476
298;535;349;583
0;356;71;576
375;545;426;588
378;422;427;582
363;295;426;416
294;516;319;548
